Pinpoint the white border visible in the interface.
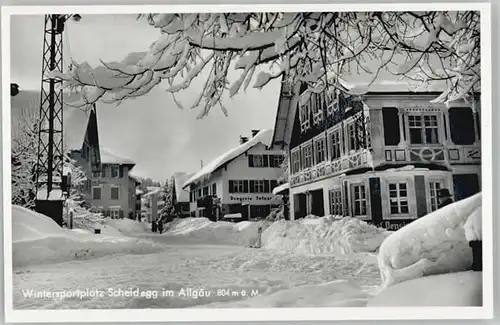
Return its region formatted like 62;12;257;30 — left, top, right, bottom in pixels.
2;3;493;323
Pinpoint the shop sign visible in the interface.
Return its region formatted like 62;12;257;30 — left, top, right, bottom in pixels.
229;195;276;202
377;219;414;231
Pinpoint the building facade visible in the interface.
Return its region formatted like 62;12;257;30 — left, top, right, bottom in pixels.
184;130;285;221
172;172;193;218
90;148;138;219
272;81;481;229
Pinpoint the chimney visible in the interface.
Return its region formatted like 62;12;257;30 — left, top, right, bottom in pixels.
239;136;249;144
251;129;260;137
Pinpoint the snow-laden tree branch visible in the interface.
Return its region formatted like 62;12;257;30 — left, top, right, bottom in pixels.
51;11;481;117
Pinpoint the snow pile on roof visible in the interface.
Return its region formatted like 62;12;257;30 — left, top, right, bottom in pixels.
183;129;274;188
12;205;162;268
63;106;91;151
368;271;482;307
272;182;289;195
172;172;194;202
377;192;481;288
100;146;135;165
262;216;391;256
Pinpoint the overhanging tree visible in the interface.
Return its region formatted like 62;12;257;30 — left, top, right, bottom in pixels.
51;11;480;117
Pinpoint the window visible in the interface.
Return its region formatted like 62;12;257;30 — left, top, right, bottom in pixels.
230;180;246;193
253;155;264;167
111;164;120;178
429;181;444;212
291;151;301;174
197;189;202;198
352;184;367;216
254;180;266;193
448;107;475;145
329;189;343;216
389;183;409;215
347;123;362;152
93;171;101;178
269;155;284;168
92;187;102;200
203;186;209;196
109;208;121;219
330;130;341;160
301;144;313;169
299;101;311;132
111;186;120;200
408;115;439;144
315;138;326;164
212;184;217;196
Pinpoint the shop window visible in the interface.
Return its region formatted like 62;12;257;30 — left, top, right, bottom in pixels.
389;182;409;215
408;115;439;145
351;184;367;216
329;189;343;216
449;107;475;145
429;180;444;212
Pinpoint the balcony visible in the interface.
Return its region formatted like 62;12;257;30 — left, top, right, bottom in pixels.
382;144;481;166
290;149;373;187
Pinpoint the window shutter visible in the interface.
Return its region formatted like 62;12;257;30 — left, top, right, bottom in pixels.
270;180;278;191
248;155;254;167
229;180;234;193
249;180;255;193
382;107;400;146
263;155;269;167
119;166;124;178
449;107;475;145
243;180;249;193
264;180;270;193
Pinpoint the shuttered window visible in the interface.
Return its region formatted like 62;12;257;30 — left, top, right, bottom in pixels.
449;107;475;145
382;107;400;146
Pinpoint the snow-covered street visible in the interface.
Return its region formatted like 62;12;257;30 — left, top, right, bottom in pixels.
13;233;381;309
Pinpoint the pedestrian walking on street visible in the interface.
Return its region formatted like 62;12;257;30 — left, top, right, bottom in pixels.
437;188;454;209
158;219;164;234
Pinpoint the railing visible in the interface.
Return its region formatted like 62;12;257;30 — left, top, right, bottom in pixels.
290;150;373;186
382;144;481;165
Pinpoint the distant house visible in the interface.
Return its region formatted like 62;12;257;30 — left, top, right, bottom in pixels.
64;104;102;202
143;186;162;223
171;172;193;218
90;147;137;219
129;174;143;219
183;130;285;222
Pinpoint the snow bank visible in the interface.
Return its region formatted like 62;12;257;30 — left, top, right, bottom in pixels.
464;206;482;241
165;217;266;247
377;193;481;288
12;205;163;268
104;218;150;235
262;216;391;256
367;271;482;307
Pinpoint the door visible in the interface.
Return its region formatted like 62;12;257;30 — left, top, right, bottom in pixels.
310;189;325;217
452;174;480;201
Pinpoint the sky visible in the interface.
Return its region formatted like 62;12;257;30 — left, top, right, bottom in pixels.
10;14;281;181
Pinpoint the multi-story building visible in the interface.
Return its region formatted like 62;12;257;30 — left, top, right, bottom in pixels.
271;80;481;229
90;147;138;219
183;130;285;221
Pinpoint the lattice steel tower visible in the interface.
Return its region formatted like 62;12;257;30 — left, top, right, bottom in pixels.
35;14;80;224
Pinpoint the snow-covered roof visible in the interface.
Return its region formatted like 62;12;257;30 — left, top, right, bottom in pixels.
64;106;91;151
144;187;161;197
172;172;193;202
183;129;274;188
272;182;290;195
100;147;135;165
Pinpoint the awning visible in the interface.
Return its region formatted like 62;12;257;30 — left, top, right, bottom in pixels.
272;182;290;195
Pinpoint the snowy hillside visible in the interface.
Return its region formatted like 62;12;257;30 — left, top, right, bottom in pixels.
12;206;162;268
377;193;481;288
